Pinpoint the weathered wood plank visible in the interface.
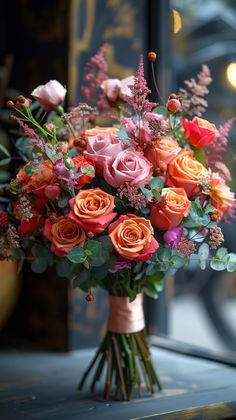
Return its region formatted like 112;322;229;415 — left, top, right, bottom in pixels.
0;347;236;419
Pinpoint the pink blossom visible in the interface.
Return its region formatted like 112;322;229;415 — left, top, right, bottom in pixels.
31;80;66;111
163;227;184;248
101;79;121;102
84;134;125;170
108;257;132;273
101;76;134;102
103;149;153;188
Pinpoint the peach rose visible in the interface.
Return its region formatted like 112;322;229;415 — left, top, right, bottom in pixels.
145;136;181;170
167;150;208;197
69;188;116;233
151;187;191;230
103;149;153;188
44;216;86;257
183;117;218;148
109;214;159;261
84;126;118;139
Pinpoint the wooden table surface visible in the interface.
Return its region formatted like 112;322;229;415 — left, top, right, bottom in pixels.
0;345;236;420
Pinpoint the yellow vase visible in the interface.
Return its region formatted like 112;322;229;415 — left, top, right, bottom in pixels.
0;259;20;329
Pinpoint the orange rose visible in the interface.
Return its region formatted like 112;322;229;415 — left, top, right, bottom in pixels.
109;214;159;261
183;117;218;148
84;126;118;139
69;188;116;233
167;150;208;197
151;187;191;230
145;136;181;170
44;216;86;256
18;160;58;198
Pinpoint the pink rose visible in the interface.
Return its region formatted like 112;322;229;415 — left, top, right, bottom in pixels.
101;76;134;102
83;134;125;170
101;79;121;102
31;80;66;111
103;149;153;188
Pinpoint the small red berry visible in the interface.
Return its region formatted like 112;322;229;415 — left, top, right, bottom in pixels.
85;294;94;302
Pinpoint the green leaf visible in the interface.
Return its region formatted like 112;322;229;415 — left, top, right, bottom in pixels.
0;170;11;182
67;246;85;263
227;253;236;272
192;147;206;165
152;105;168;116
0;144;10;157
73;268;90;289
170;255;185;270
98;235;114;252
56;259;71;278
0;158;11;166
84;240;102;258
216;247;228;259
145;272;164;299
31;257;47;273
198;243;209;270
150;177;164;191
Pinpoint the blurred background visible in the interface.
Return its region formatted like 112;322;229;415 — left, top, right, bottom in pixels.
0;0;236;354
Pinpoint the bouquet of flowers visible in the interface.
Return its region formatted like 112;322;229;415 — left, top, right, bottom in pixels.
1;46;236;400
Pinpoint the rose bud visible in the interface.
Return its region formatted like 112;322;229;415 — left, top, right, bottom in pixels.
31;80;66;112
167;98;181;113
44;185;62;199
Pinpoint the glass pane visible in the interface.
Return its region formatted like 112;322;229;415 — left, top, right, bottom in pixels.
170;0;236;353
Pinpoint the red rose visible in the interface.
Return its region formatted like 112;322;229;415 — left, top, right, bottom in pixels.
183;117;218;148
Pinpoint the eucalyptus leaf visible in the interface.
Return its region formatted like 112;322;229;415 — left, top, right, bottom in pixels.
226;253;236;272
67;246;85;263
198;243;209;270
31;257;47;273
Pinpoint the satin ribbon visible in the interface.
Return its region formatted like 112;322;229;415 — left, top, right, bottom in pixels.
107;293;145;333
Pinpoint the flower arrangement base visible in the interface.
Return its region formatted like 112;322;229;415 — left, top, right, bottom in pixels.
78;294;162;400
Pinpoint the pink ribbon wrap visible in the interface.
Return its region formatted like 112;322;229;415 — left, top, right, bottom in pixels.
107;293;145;333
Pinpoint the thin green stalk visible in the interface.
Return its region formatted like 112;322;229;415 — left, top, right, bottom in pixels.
111;334;128;400
78;334;107;390
90;352;107;392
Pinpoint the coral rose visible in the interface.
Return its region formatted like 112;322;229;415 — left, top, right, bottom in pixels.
31;80;66;111
44;216;86;257
69;188;116;233
84;133;125;171
145;136;181;170
103;149;153;188
167;150;208;197
20;160;58;198
109;214;159;261
151;187;191;230
183;117;218;148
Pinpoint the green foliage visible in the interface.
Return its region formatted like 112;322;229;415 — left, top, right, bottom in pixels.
198;243;209;270
66;246;86;263
152;105;168;117
192;146;206;165
210;247;228;271
183;199;214;229
144;272;164;299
